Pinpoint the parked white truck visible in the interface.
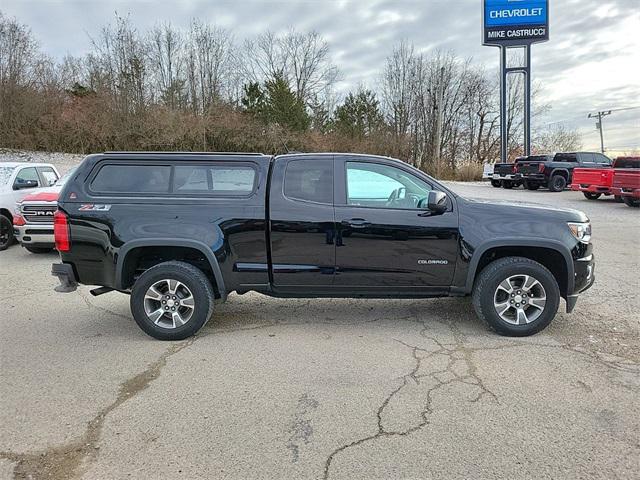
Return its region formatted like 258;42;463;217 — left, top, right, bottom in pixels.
0;162;60;250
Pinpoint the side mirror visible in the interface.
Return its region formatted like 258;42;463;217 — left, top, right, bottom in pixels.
427;190;448;214
13;179;38;190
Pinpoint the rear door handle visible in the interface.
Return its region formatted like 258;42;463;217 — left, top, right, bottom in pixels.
342;218;370;228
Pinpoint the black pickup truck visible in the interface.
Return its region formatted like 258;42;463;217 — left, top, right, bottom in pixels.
517;152;612;191
52;152;595;340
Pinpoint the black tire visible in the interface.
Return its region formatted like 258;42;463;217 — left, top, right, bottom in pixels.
502;181;513;189
130;261;215;340
583;192;602;200
491;180;502;188
25;246;54;254
622;196;640;208
0;214;14;251
524;181;540;191
614;195;623;203
548;175;567;192
472;256;560;337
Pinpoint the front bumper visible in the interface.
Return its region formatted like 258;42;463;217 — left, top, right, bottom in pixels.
52;263;78;293
14;224;54;246
566;253;595;313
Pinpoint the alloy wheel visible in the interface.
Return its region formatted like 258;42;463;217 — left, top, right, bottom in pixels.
143;278;195;329
493;274;547;325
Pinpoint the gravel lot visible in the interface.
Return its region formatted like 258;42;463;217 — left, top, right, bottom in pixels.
1;179;639;480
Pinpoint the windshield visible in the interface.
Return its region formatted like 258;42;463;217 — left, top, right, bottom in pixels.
0;166;16;186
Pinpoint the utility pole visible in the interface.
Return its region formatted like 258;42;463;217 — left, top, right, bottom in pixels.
588;110;612;153
433;66;444;176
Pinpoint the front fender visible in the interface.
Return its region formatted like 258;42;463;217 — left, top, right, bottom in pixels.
463;238;575;295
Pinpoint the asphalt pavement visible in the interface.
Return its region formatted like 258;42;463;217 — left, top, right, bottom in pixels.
1;183;638;480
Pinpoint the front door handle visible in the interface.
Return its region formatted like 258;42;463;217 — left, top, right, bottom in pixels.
342;218;370;228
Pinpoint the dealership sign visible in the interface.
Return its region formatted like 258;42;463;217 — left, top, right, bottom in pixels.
483;0;549;46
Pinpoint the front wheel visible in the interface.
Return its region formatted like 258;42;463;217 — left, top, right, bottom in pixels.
623;196;640;208
502;181;513;189
0;215;14;251
472;257;560;336
130;261;215;340
491;180;502;188
583;192;602;200
548;175;567;192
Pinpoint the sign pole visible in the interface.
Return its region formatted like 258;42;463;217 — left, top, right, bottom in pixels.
499;46;508;164
524;45;531;156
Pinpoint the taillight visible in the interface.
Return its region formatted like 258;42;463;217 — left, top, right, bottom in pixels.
13;214;26;226
54;210;71;252
538;163;545;173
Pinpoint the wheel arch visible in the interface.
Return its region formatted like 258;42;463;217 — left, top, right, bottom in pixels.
0;208;13;222
550;168;570;181
465;239;574;298
116;238;227;301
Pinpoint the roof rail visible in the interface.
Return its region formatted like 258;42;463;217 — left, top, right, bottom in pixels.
102;151;265;156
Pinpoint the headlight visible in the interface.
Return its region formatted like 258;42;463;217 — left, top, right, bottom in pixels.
568;222;591;243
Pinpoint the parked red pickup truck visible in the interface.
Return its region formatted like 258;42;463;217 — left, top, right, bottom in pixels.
571;157;639;205
611;157;640;208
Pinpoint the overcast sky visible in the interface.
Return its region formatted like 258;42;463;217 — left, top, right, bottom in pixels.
3;0;639;153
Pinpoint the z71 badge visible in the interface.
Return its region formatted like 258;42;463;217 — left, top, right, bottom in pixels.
79;204;112;211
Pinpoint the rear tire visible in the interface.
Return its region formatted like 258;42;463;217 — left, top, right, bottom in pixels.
25;246;54;254
130;261;215;340
622;196;640;208
502;181;513;189
525;181;540;191
472;256;560;337
491;180;502;188
548;175;567;192
583;192;602;200
0;214;14;251
614;195;623;203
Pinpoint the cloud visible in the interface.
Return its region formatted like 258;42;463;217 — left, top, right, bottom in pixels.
2;0;638;152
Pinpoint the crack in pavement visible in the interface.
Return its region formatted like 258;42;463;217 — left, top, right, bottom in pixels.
0;336;200;480
322;313;499;480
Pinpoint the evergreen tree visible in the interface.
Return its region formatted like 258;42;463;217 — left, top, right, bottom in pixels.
263;73;310;132
241;82;266;115
333;89;383;138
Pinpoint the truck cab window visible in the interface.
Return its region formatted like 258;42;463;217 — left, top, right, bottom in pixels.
284;159;333;204
346;162;431;209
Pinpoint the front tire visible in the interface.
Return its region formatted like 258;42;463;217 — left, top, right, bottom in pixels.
130;261;215;340
472;257;560;336
583;192;601;200
548;175;567;192
0;214;14;251
502;181;513;189
491;180;502;188
622;196;640;208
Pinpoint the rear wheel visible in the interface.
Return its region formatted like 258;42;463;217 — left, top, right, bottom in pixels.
548;175;567;192
130;261;215;340
583;192;602;200
0;214;14;251
502;181;513;189
491;180;502;188
472;257;560;336
524;181;540;191
622;196;640;208
25;246;54;254
614;195;623;203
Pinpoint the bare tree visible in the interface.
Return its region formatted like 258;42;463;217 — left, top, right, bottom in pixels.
243;28;338;106
148;22;185;109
